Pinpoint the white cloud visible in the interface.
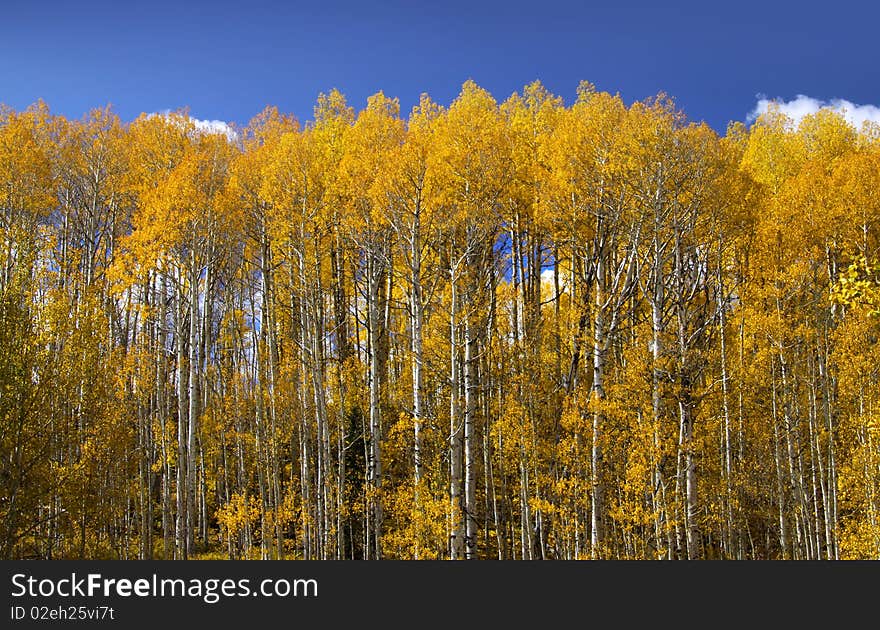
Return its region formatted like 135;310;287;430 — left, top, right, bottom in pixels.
748;94;880;130
190;117;238;140
540;266;571;290
152;110;238;141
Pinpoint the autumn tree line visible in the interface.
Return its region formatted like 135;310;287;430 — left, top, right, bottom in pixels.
2;81;880;560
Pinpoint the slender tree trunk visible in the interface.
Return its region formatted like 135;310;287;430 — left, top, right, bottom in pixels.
186;252;200;558
174;268;188;559
463;314;478;559
366;250;383;559
449;265;464;560
591;254;605;559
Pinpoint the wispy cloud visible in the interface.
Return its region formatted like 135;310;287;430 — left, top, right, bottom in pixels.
748;94;880;129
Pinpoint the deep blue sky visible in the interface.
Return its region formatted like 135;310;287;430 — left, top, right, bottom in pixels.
2;0;878;132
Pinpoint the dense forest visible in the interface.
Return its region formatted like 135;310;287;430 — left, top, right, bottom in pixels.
2;81;879;560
